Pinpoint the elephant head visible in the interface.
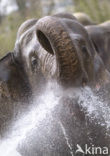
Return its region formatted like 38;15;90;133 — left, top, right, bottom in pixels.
12;12;109;90
16;14;110;154
0;13;110;156
0;13;109;101
16;14;110;156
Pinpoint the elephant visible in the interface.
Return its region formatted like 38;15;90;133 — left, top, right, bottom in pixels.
73;12;96;26
0;13;107;102
4;13;109;156
86;20;110;72
0;13;110;155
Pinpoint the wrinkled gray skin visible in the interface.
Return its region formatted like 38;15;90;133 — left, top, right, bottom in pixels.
13;13;110;156
86;21;110;72
74;12;96;26
14;18;46;94
0;13;108;101
0;13;110;155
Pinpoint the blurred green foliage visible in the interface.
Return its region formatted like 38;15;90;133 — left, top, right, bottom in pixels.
0;13;24;57
74;0;110;23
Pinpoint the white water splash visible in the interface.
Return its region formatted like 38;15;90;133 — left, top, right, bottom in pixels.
59;121;74;156
78;87;110;130
0;82;62;156
61;86;110;130
0;84;110;156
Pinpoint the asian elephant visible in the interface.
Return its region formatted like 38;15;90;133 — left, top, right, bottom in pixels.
0;13;110;155
86;20;110;72
74;12;96;26
0;13;108;102
7;13;109;156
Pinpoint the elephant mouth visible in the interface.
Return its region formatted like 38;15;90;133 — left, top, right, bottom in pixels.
37;30;54;55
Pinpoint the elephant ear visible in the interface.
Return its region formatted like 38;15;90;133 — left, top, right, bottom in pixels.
0;53;13;98
0;52;30;101
0;53;13;82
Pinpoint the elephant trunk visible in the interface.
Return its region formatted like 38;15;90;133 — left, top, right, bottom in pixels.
36;16;81;86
